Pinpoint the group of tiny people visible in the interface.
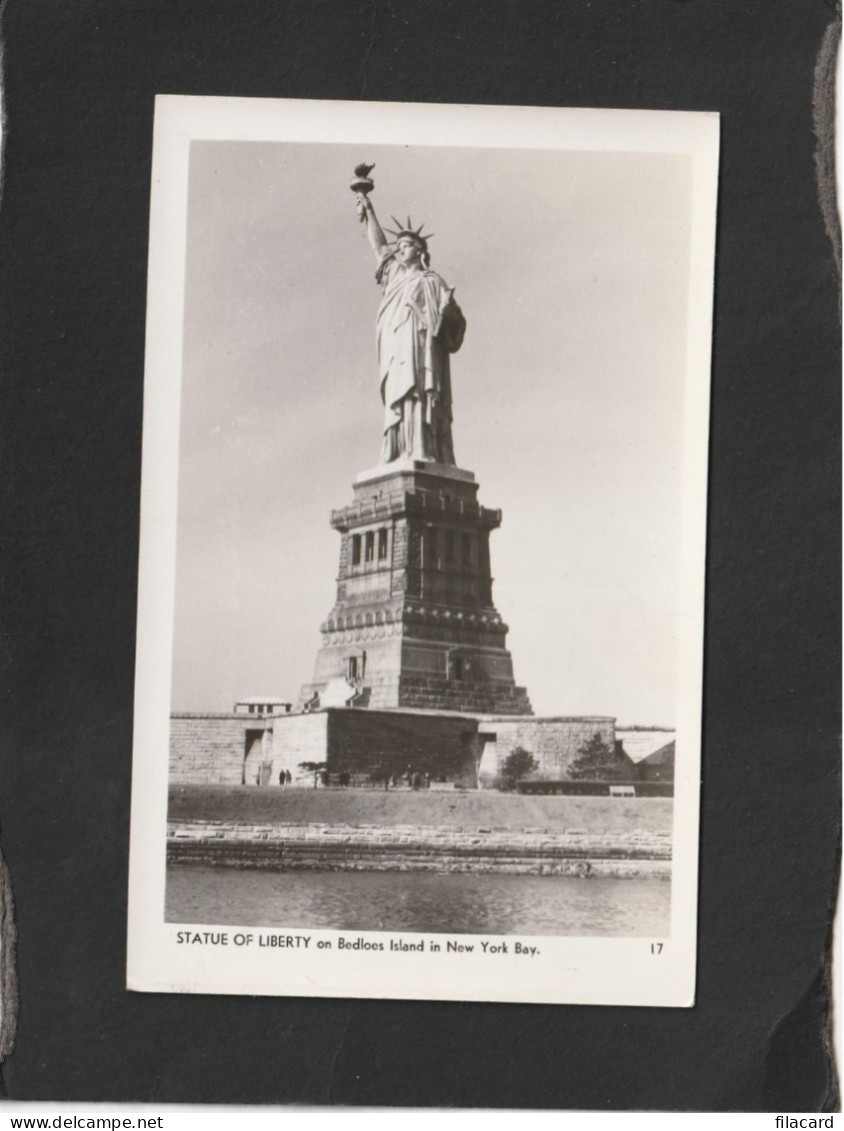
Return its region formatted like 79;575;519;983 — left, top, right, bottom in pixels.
380;767;450;790
391;768;433;790
271;766;448;789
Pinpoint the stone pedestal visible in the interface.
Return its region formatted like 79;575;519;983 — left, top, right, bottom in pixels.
300;459;532;715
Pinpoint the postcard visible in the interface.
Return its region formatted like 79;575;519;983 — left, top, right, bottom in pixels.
127;95;718;1006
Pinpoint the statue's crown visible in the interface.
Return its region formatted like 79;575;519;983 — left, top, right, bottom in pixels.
384;216;435;248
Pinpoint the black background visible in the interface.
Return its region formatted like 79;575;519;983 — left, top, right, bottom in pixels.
0;0;840;1112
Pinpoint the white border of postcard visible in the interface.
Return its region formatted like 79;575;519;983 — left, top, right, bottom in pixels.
127;95;718;1006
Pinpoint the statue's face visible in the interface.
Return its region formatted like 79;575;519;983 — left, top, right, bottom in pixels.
396;237;422;267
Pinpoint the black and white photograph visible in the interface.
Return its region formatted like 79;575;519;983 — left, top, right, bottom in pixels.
127;96;718;1006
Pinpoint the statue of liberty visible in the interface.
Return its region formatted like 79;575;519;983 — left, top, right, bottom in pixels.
353;167;466;465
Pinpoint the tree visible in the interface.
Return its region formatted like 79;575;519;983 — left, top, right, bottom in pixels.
298;760;328;789
500;746;538;791
568;734;625;781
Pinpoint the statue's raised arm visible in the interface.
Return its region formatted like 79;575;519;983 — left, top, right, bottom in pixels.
349;163;465;467
356;194;390;263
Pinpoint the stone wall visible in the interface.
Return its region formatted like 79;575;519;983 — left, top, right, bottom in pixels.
398;674;532;715
168;818;671;878
169;709;480;787
477;716;617;785
170;712;329;787
169;714;265;785
169;709;616;789
268;712;330;786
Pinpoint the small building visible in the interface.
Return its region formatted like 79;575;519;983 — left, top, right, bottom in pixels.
615;728;675;762
635;740;675;783
233;697;292;717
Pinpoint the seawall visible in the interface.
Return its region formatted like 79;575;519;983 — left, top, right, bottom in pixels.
167;819;671;878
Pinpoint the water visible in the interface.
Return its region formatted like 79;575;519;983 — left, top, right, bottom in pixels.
166;865;670;937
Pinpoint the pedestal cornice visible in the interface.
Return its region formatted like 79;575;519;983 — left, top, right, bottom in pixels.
332;489;501;532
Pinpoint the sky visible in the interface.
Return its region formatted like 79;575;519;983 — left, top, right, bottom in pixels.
170;138;694;722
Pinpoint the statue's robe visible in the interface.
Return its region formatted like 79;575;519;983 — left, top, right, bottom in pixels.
375;254;466;464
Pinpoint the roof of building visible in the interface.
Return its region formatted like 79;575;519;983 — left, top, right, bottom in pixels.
639;740;675;766
616;728;676;763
